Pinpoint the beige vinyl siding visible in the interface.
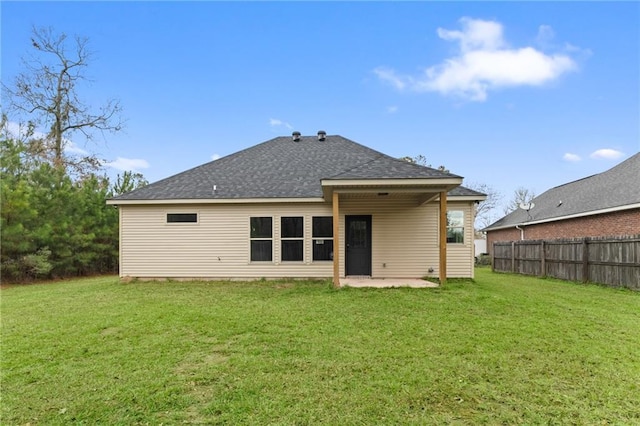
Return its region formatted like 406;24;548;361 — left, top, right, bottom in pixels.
118;197;477;279
337;198;475;279
444;201;476;278
338;197;439;278
119;203;335;279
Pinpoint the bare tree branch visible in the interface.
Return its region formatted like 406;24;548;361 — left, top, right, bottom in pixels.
464;181;503;230
3;26;124;174
503;187;536;215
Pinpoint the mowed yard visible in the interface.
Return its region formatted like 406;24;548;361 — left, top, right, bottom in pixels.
2;269;639;425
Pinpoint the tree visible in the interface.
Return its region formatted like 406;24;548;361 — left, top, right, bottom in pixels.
464;181;502;230
1;130;122;281
401;155;495;229
3;26;123;174
503;187;536;215
1;29;145;282
400;155;429;166
111;171;149;196
400;155;449;172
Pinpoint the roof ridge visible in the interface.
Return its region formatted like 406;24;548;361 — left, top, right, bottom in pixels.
326;135;463;179
382;153;462;178
547;151;639;191
326;153;387;179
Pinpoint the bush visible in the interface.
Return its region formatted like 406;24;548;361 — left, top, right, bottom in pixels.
475;253;492;266
23;247;53;278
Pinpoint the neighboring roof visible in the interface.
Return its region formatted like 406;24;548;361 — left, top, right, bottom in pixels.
111;134;483;201
484;152;640;231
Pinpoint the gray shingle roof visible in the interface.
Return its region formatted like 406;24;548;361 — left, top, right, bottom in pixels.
112;134;478;201
484;152;640;231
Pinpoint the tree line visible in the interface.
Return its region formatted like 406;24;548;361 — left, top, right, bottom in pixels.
1;127;147;281
1;27;146;282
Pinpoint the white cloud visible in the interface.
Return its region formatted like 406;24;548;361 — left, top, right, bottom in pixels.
386;105;398;114
5;121;47;142
563;153;581;162
437;18;505;52
373;67;406;90
375;17;578;102
5;121;25;138
269;118;293;130
5;121;88;155
105;157;150;172
64;141;89;155
211;154;221;161
589;149;624;160
536;25;555;46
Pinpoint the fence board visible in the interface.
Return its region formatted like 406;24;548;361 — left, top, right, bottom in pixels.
492;235;640;290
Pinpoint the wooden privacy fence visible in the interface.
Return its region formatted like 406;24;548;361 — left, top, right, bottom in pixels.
492;235;640;290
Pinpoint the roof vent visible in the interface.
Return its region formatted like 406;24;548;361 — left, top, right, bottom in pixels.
317;130;326;141
292;131;301;142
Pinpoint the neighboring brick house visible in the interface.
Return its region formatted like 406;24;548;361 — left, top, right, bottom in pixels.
483;152;640;251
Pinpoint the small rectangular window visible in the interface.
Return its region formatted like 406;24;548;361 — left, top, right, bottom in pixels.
446;210;464;243
312;217;333;261
250;217;272;261
167;213;197;223
281;217;303;261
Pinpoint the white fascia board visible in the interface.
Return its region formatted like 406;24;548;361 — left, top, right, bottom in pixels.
106;197;326;206
444;195;488;202
486;203;640;231
321;178;463;187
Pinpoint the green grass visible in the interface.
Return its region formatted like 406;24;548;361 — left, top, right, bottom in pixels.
2;269;639;425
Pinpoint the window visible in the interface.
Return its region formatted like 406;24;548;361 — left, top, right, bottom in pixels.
250;217;272;261
167;213;197;223
312;216;333;261
446;210;464;243
281;217;303;261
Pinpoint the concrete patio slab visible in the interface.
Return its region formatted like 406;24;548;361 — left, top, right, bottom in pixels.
341;277;439;288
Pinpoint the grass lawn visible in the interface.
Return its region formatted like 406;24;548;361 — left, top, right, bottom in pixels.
2;269;639;425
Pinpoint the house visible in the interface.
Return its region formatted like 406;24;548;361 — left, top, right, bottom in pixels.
483;152;640;250
107;131;486;285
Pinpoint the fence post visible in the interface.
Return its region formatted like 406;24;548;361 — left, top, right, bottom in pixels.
511;241;516;273
582;238;590;283
540;240;545;277
491;242;495;272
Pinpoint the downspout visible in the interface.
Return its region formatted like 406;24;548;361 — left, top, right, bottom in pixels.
515;225;525;240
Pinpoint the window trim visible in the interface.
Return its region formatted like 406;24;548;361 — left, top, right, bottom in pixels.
250;216;273;262
166;212;199;224
312;216;334;262
281;216;304;262
446;210;465;244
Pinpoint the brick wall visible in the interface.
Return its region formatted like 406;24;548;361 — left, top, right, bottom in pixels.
486;208;640;253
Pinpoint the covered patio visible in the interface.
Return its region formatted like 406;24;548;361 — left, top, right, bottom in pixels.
322;178;462;288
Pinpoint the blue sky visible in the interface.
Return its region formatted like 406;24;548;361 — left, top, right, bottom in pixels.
2;2;639;218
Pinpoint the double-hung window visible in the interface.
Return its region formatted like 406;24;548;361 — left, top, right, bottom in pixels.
250;217;273;261
446;210;464;243
312;216;333;261
281;217;303;261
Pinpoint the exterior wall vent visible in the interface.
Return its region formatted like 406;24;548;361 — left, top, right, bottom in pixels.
317;130;326;141
292;131;301;142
